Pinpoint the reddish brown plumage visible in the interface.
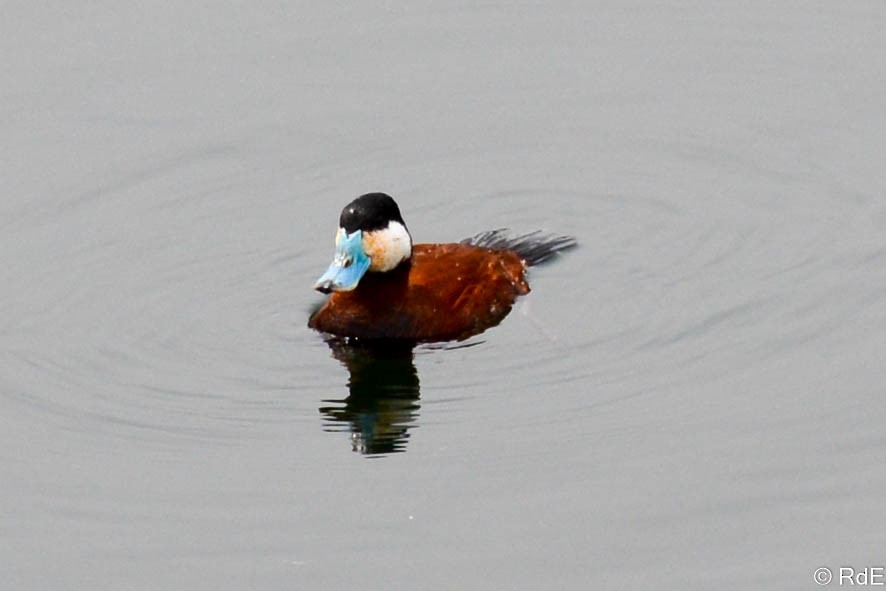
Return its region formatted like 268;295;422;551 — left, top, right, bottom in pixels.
308;243;529;342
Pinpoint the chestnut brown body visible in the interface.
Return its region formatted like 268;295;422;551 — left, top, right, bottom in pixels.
309;243;529;342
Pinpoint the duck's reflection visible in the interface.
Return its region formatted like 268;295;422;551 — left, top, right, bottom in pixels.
319;339;420;456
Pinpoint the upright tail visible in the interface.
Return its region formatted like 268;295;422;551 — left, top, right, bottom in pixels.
461;229;577;267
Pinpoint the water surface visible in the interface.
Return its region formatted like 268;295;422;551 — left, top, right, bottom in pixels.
2;2;886;589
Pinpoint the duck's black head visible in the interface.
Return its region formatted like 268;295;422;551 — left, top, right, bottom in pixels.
339;192;407;233
314;193;413;294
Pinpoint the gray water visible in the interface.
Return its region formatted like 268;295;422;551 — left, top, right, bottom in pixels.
3;2;886;589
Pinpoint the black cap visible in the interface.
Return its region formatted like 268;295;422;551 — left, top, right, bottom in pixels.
339;193;407;234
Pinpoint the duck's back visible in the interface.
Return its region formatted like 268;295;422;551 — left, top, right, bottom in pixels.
308;243;529;342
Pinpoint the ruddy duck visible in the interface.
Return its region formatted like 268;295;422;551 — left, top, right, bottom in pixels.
308;192;576;342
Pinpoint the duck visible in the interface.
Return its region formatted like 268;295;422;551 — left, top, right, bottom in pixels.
308;192;575;342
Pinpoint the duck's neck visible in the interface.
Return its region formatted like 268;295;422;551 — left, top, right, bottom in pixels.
361;258;411;288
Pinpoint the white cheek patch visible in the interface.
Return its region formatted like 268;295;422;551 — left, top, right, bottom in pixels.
363;221;412;272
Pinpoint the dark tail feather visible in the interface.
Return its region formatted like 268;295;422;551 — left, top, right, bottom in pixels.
461;229;577;267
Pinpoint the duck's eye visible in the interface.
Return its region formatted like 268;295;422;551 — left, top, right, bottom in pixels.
342;259;352;268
